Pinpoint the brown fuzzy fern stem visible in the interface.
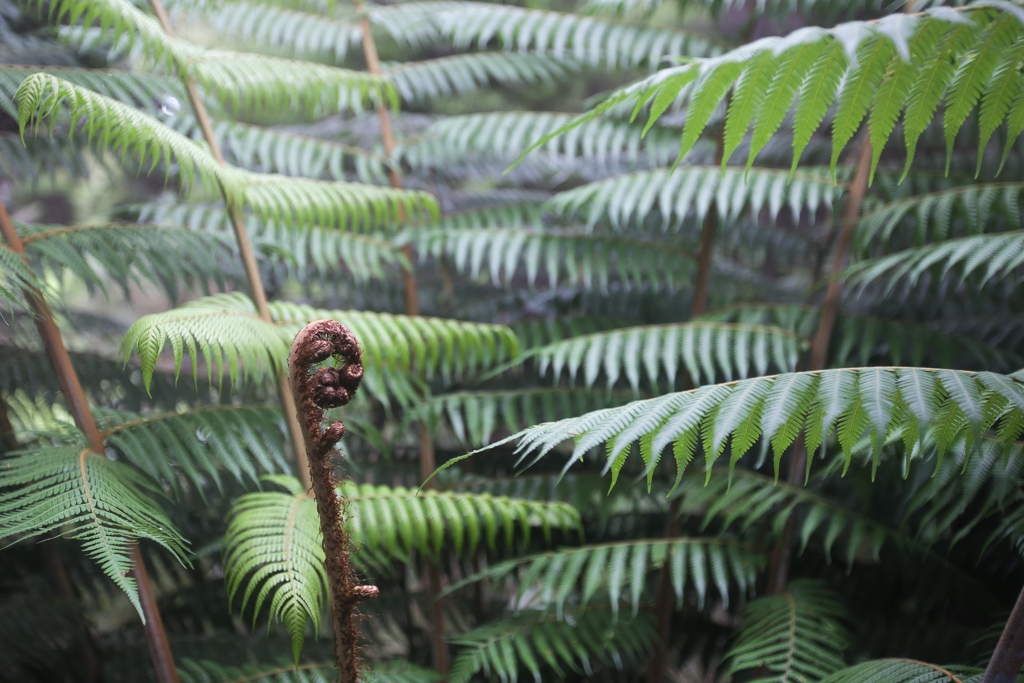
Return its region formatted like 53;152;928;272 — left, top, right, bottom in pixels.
289;320;378;683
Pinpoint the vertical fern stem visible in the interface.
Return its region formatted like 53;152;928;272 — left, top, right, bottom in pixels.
982;583;1024;683
0;198;179;683
647;118;726;683
763;137;873;597
288;320;378;683
145;0;312;491
356;6;451;673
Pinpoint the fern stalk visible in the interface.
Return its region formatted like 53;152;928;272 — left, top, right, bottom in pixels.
289;321;378;682
981;585;1024;683
357;5;451;672
0;199;180;683
144;0;312;490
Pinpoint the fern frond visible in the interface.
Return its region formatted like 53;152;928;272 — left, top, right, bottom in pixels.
856;181;1024;254
515;5;1024;180
178;658;443;683
0;242;45;312
17;221;235;301
411;387;637;448
120;292;519;390
524;322;806;390
0;444;189;618
97;405;291;493
224;475;581;657
701;303;1019;370
822;660;987;683
449;368;1024;486
546;166;840;230
407;227;692;291
726;580;848;683
417;203;546;231
0;132;93;181
385;53;571;104
398;112;681;171
448;607;657;683
844;231;1024;296
446;537;763;615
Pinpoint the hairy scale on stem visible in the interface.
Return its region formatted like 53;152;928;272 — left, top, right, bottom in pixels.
288;320;377;683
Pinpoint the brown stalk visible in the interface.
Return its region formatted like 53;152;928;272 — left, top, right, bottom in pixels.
145;0;311;490
981;583;1024;683
0;198;178;682
288;320;378;683
356;6;450;673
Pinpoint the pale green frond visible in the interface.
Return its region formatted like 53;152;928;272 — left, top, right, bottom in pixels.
546;166;841;231
0;444;189;619
416;203;547;231
515;4;1024;181
448;607;657;683
410;388;638;449
385;53;571;105
822;660;991;683
844;231;1024;296
178;658;443;683
0;132;93;182
444;368;1024;486
855;181;1024;254
131;201;405;282
726;580;849;683
406;227;692;291
97;405;291;493
17;220;235;302
398;111;681;172
445;537;764;615
523;322;807;390
701;303;1019;370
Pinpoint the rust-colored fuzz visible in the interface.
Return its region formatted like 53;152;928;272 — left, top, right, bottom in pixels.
289;320;378;683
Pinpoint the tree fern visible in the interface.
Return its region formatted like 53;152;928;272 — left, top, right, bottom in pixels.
515;3;1024;180
448;607;656;683
0;443;189;618
407;227;692;291
445;537;763;615
546;166;840;231
223;475;581;658
522;322;806;390
726;580;849;683
439;368;1024;485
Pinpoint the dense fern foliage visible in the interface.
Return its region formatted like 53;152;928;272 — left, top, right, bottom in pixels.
6;0;1024;681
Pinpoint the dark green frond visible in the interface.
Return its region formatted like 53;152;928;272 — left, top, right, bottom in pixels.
822;660;991;683
444;368;1024;486
446;537;764;615
547;166;841;230
0;242;44;313
0;444;189;618
449;607;656;683
407;227;692;291
726;580;848;683
178;658;443;683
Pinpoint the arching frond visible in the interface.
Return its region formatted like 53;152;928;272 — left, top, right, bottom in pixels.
524;322;806;390
223;475;581;658
418;203;546;232
385;53;571;104
726;580;848;683
15;76;436;229
702;303;1019;370
120;293;518;391
398;111;682;171
97;405;291;493
845;231;1024;296
411;387;637;448
17;221;235;302
407;227;692;291
449;607;656;683
0;444;189;619
856;181;1024;254
822;660;987;683
0;243;44;312
446;537;764;615
178;658;443;683
442;368;1024;487
517;4;1024;181
547;166;841;230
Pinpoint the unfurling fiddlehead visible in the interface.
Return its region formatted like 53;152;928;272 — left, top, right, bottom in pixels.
289;320;378;683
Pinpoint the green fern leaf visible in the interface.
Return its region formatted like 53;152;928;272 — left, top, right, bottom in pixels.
822;660;990;683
